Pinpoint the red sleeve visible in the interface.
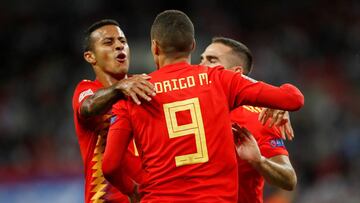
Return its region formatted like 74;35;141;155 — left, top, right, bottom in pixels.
123;147;145;184
258;130;289;158
244;83;305;111
102;101;134;195
72;80;99;118
217;68;304;111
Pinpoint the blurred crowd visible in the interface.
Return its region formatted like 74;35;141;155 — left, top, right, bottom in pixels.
1;0;360;202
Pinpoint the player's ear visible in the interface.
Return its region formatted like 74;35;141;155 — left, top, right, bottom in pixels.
152;40;160;56
190;39;196;52
84;51;96;65
231;66;244;74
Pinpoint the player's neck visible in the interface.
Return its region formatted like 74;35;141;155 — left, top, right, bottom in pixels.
157;54;191;69
93;66;125;87
96;75;119;87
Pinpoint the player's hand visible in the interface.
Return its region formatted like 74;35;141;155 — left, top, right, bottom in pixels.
258;108;295;140
232;122;242;140
116;74;156;105
232;123;262;164
278;111;294;140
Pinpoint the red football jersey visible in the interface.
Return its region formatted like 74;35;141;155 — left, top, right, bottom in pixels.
105;62;303;202
72;80;132;203
231;106;289;203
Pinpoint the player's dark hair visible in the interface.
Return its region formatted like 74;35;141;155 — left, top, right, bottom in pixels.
212;37;253;74
151;10;194;55
83;19;120;52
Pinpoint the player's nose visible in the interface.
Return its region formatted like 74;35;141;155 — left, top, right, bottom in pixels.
115;40;124;50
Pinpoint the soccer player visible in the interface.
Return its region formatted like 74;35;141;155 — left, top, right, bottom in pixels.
102;10;304;202
72;19;155;203
200;37;297;203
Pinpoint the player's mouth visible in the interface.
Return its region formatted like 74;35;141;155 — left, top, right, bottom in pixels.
116;53;127;63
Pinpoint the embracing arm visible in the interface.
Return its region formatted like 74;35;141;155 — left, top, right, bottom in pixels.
253;83;304;111
80;75;156;118
238;82;304;111
222;69;304;111
80;85;123;118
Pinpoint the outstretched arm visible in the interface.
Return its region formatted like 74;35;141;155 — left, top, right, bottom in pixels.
218;69;304;111
239;82;304;111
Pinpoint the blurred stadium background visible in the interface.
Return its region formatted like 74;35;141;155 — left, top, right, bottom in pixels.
1;0;360;202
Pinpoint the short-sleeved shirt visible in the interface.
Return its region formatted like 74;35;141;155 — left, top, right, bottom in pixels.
230;106;289;203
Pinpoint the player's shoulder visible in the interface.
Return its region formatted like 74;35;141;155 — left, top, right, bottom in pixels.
76;79;95;88
197;64;225;72
73;79;99;102
206;65;239;77
240;74;258;83
74;79;102;92
195;64;227;77
210;65;225;71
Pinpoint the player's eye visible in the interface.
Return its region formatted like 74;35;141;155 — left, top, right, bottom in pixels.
103;39;113;45
208;57;218;64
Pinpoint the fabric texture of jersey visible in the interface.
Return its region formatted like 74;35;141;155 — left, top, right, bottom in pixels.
231;106;289;203
72;80;130;203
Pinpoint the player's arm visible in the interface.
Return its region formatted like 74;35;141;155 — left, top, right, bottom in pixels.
102;128;135;194
102;103;136;195
122;150;144;203
233;124;297;191
239;81;304;111
80;74;156;118
219;69;304;111
263;155;297;190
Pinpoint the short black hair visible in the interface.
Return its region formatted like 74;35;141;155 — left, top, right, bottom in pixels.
151;10;194;55
83;19;120;52
212;37;253;74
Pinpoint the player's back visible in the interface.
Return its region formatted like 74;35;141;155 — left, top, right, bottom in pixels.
126;62;239;202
